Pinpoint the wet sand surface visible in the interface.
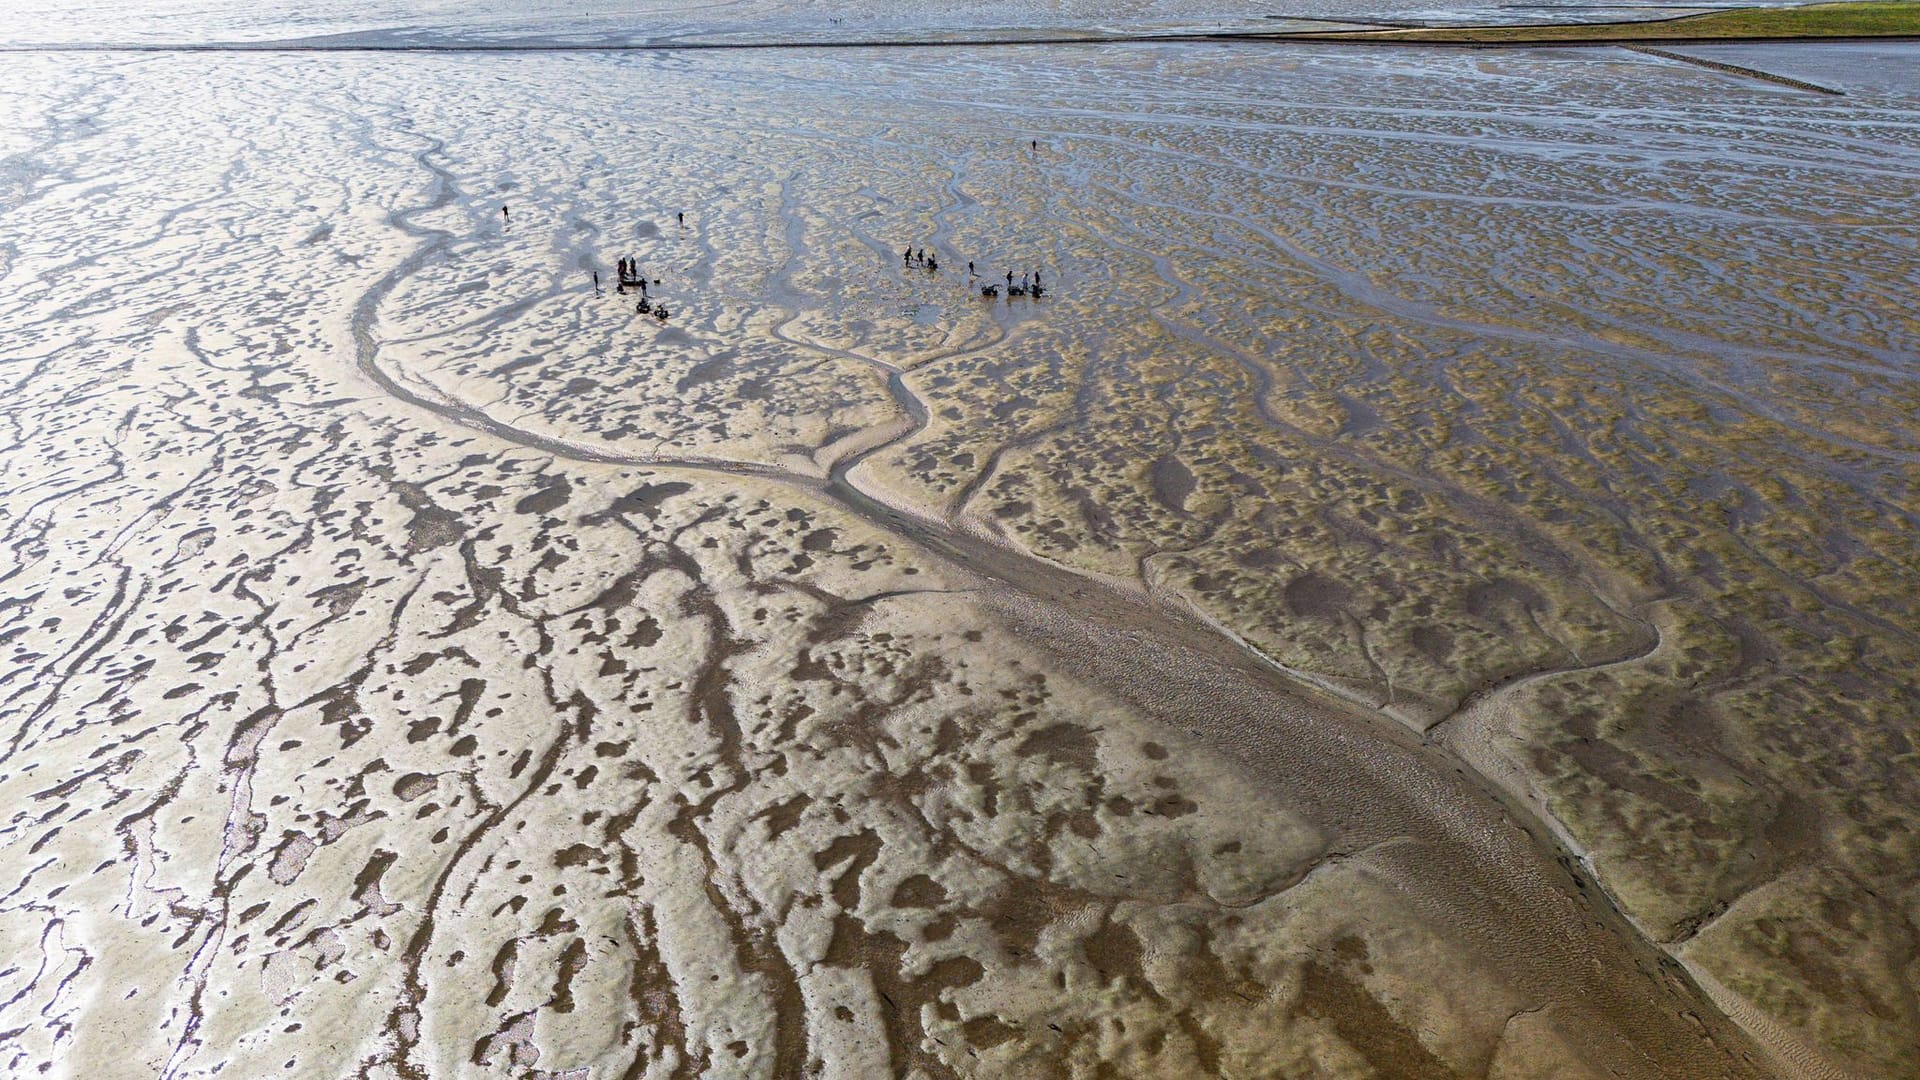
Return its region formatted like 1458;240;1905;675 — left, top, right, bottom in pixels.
0;28;1917;1080
0;0;1825;45
1664;40;1920;92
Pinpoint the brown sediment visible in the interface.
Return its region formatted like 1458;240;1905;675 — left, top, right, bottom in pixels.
335;133;1767;1075
0;31;1914;1080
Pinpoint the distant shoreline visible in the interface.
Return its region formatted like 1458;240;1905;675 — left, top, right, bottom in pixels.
2;0;1916;54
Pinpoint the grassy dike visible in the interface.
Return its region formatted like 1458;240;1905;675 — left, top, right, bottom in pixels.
1284;0;1920;44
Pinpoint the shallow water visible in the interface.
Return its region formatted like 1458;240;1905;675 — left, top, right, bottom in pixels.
0;23;1917;1080
1673;40;1920;94
0;0;1825;44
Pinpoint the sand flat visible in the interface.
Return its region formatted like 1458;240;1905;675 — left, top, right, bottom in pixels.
0;24;1915;1080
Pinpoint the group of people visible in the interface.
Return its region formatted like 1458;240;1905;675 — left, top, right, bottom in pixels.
981;267;1045;300
597;229;1047;327
593;256;670;321
904;243;1048;301
614;257;651;294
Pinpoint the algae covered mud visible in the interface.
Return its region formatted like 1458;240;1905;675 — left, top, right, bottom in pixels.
1;11;1918;1080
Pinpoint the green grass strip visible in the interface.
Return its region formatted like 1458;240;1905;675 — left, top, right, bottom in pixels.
1302;0;1920;43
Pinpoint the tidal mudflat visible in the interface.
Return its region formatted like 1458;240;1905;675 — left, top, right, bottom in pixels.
0;24;1916;1080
